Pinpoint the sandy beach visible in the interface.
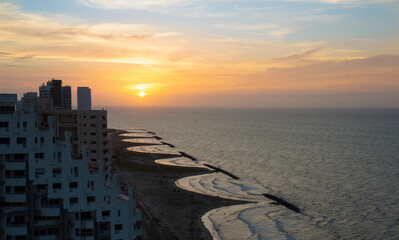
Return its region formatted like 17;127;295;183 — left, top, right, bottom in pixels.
108;129;248;240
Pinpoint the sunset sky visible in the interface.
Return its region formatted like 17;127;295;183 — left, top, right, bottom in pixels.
0;0;398;107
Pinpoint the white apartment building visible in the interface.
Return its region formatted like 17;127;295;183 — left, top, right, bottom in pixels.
0;93;141;240
77;87;91;111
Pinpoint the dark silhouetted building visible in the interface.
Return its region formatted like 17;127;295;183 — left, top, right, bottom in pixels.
77;87;91;110
39;79;71;109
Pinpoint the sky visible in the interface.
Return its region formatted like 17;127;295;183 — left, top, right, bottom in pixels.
0;0;398;108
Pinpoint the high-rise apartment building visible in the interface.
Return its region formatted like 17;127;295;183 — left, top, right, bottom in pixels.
39;79;71;110
40;82;108;176
0;93;142;240
77;87;91;110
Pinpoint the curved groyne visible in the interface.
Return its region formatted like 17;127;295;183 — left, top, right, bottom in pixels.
161;141;175;148
263;193;301;213
203;164;240;180
179;151;197;161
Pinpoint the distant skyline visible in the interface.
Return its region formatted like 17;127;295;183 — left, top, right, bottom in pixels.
0;0;398;107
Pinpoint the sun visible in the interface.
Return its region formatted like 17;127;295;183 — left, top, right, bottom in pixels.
138;91;146;97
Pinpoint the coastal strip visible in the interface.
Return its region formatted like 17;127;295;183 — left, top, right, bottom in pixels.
263;193;301;213
109;129;247;240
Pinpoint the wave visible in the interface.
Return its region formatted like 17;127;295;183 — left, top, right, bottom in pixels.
155;157;211;169
127;145;181;155
120;132;155;138
123;138;162;144
140;129;336;240
175;173;266;202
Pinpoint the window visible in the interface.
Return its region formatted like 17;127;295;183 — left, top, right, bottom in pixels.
90;124;96;127
87;196;95;204
5;170;24;178
53;183;61;190
70;197;78;205
23;121;27;128
90;132;96;136
91;150;96;153
14;154;26;161
35;153;44;159
69;182;78;188
14;186;25;194
0;105;14;112
118;210;120;216
52;168;61;177
16;137;26;145
40;137;44;143
90;115;95;119
35;168;45;177
0;138;10;145
102;210;110;217
36;184;46;191
35;137;37;144
114;224;123;231
90;141;96;144
0;122;8;128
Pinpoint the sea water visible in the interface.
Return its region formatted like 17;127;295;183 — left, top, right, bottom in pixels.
107;107;399;239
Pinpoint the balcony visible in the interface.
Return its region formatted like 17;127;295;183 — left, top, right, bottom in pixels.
35;219;59;227
4;193;26;202
5;177;25;186
79;219;94;229
5;224;27;236
5;161;25;170
0;205;27;214
41;206;60;216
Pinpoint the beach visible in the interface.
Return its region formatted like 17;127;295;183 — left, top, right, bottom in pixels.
108;129;248;240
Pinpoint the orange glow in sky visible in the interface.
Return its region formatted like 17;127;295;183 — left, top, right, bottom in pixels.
0;1;398;107
138;91;146;98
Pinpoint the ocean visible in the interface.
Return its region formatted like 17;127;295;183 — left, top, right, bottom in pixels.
107;107;399;240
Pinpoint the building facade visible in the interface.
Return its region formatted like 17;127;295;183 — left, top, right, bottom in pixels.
39;79;71;110
77;87;91;111
0;93;141;240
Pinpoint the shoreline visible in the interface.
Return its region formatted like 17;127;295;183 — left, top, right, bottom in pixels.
108;129;249;240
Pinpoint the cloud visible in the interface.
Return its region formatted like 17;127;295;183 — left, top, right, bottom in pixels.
275;47;324;61
75;0;393;11
280;0;393;4
15;54;36;62
249;55;399;93
0;3;184;65
76;0;195;11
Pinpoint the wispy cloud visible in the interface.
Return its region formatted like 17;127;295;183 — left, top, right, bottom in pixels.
275;47;324;61
0;3;184;65
280;0;393;4
15;54;36;62
76;0;196;11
